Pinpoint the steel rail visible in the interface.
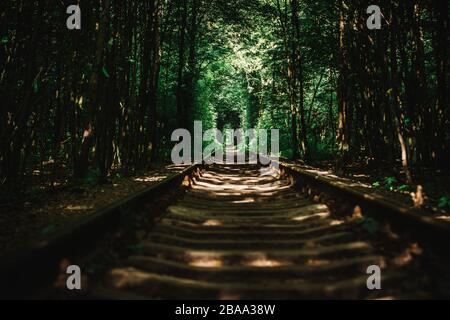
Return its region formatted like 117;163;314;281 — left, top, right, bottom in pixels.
1;157;449;299
0;163;201;299
278;160;450;257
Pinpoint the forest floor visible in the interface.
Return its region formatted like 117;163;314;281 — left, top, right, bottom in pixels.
0;161;187;256
309;160;450;221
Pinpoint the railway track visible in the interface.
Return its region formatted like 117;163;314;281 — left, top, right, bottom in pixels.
1;162;449;299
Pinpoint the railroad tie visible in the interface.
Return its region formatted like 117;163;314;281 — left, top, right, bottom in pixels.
94;164;406;299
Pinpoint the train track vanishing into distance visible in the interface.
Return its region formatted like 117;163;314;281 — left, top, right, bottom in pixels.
1;161;449;299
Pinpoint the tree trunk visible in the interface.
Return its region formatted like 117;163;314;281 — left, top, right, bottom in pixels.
176;0;188;128
77;0;110;179
290;0;308;160
336;0;350;170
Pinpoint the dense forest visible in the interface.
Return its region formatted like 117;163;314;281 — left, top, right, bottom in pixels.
0;0;448;202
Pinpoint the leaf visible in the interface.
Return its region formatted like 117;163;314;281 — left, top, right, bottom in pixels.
102;67;110;79
84;168;101;187
384;177;397;184
438;196;449;209
372;181;381;188
404;118;412;127
398;184;410;192
30;186;41;194
33;80;39;93
358;217;379;234
108;38;114;49
41;224;57;236
384;177;397;190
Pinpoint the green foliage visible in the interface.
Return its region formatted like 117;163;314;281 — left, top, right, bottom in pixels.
374;178;411;193
40;224;57;236
384;177;398;190
398;184;412;192
1;0;448;198
102;67;110;79
357;217;379;235
114;172;123;180
403;117;412;128
30;186;41;195
107;38;114;49
32;80;39;93
84;168;102;187
438;196;450;209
